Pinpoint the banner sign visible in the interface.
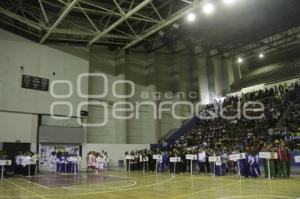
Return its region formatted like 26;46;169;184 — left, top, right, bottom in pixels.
229;153;246;161
153;155;162;160
209;156;221;162
170;157;181;162
67;157;81;162
143;157;149;162
186;154;197;160
0;160;11;166
294;156;300;163
259;152;278;159
125;155;134;160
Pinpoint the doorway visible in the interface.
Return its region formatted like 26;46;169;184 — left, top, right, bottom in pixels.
3;142;31;172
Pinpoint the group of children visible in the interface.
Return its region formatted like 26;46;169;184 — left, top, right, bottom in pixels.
86;151;109;173
15;151;37;176
48;151;81;173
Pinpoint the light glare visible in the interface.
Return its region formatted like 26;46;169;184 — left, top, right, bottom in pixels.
237;57;243;63
203;3;215;15
187;13;196;22
223;0;235;5
259;53;264;59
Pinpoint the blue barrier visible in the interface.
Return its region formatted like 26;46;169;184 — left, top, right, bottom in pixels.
291;152;300;167
165;117;198;146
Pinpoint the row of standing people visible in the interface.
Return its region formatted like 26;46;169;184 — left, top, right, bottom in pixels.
48;151;80;173
86;151;109;173
125;144;291;178
15;152;37;176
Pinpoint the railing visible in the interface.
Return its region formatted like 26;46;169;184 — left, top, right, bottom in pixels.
165;117;199;145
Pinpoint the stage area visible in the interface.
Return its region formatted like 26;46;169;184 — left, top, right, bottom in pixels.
0;171;299;199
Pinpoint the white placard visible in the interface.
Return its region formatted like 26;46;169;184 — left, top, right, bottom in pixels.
68;157;81;162
209;156;220;162
170;157;181;162
186;154;197;160
125;155;134;160
143;157;149;162
0;160;11;166
295;156;300;163
23;158;36;165
229;153;246;161
259;152;278;159
153;154;162;160
239;153;246;159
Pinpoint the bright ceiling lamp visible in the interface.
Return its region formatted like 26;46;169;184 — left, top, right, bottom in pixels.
259;53;264;59
203;3;215;15
237;57;243;63
187;13;196;22
223;0;236;5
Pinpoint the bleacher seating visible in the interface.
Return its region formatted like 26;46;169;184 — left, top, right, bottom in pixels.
160;81;300;155
232;58;300;91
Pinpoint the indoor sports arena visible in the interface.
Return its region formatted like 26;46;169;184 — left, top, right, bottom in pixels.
0;0;300;198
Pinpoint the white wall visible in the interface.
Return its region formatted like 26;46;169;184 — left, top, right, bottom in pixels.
86;73;127;143
0;111;38;152
82;144;150;168
0;28;89;152
0;28;89;116
126;84;157;144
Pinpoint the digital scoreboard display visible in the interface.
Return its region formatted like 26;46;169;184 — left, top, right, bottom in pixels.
22;75;49;91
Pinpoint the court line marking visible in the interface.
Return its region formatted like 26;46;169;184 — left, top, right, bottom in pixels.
19;173;135;189
4;179;47;199
39;174;175;198
62;179;137;190
17;177;50;189
1;175;299;199
0;174;175;198
217;195;297;199
169;181;242;199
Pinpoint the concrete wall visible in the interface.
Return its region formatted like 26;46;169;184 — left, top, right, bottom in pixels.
196;56;238;104
0;29;89;152
0;29;89;116
0;28;238;150
87;48;190;144
0;111;38;152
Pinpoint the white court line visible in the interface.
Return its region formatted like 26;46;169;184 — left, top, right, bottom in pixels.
218;195;297;199
17;177;50;189
62;180;137;191
41;175;175;198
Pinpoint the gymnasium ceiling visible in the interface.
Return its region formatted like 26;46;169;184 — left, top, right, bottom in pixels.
0;0;300;58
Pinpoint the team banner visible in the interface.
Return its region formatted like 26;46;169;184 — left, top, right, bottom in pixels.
209;156;221;162
186;154;197;160
170;157;181;162
153;155;162;160
229;153;246;161
0;160;11;166
259;152;278;159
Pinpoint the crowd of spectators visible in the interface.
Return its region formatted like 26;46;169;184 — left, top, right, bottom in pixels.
151;80;300;177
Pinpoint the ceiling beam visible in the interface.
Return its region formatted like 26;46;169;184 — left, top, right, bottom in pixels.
87;0;152;46
0;6;130;40
38;0;49;25
39;0;80;44
0;6;43;30
123;0;203;50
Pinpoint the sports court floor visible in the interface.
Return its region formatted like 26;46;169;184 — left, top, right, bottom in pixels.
0;171;299;199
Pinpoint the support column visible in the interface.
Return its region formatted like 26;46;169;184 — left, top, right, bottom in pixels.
197;56;210;104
